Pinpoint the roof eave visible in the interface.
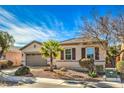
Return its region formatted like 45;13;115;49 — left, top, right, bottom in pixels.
20;40;42;50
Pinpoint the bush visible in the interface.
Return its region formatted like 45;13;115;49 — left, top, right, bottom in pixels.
116;61;124;73
0;60;13;69
7;60;13;67
43;67;50;71
96;65;104;73
105;68;117;78
20;64;24;66
53;65;57;69
15;66;30;76
88;71;97;78
79;58;95;72
1;63;8;69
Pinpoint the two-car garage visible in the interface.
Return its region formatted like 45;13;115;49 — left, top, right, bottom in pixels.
26;53;47;66
20;41;47;67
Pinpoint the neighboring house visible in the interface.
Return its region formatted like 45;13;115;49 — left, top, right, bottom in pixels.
0;47;22;66
20;41;47;66
56;37;107;70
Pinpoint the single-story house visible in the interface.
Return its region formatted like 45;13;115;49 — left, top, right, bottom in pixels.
20;41;47;66
20;37;107;71
0;47;22;66
56;37;107;70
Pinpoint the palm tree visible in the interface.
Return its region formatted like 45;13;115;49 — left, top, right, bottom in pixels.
106;46;120;67
0;31;15;58
40;40;63;71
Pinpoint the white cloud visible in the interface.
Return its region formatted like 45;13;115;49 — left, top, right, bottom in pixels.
0;7;60;47
0;7;78;47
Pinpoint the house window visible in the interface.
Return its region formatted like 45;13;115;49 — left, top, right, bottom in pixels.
86;47;94;59
65;49;72;60
34;45;36;48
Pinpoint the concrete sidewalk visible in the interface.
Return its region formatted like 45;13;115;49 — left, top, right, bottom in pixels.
24;78;124;88
34;78;97;88
11;77;124;88
0;71;123;88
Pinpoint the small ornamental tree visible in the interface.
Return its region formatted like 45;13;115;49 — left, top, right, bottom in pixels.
79;58;95;72
116;61;124;73
116;61;124;80
0;31;15;58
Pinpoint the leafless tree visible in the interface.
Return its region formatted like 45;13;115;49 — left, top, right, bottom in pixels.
80;9;124;67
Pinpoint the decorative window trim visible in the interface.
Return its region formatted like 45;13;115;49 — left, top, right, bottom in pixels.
86;47;95;59
64;48;72;60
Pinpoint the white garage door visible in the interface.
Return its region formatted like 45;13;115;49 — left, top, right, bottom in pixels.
26;54;47;66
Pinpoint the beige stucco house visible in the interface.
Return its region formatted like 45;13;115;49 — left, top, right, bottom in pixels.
20;37;107;70
20;41;47;66
56;37;107;70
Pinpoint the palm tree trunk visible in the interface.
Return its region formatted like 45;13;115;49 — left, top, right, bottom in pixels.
50;53;53;72
111;57;116;67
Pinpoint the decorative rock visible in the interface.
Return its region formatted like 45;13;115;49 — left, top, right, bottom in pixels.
25;73;33;77
43;67;50;71
60;67;67;72
0;74;36;84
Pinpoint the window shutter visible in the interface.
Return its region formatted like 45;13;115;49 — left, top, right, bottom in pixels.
72;48;76;60
81;48;85;58
61;50;64;60
122;53;124;60
95;47;99;60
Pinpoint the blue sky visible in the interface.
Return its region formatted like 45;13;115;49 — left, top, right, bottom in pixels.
0;5;124;47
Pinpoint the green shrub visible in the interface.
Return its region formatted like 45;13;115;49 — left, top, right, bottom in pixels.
15;66;30;76
43;67;50;71
53;65;57;69
116;61;124;73
96;65;104;73
7;60;13;67
0;60;13;69
1;63;8;69
88;71;97;78
79;58;95;72
105;68;117;78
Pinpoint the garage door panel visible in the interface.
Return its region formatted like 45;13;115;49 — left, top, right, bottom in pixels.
26;54;47;66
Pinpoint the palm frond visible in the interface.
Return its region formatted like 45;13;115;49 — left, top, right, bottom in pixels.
40;40;63;58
